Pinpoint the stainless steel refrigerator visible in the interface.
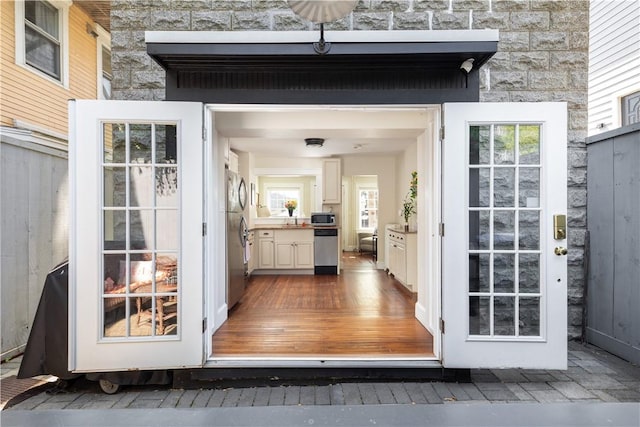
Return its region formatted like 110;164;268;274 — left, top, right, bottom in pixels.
226;169;248;310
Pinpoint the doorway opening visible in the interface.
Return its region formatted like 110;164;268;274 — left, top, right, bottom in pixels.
204;105;441;364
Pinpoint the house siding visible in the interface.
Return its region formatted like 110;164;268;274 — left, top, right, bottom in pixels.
588;0;640;134
110;0;589;340
0;2;99;136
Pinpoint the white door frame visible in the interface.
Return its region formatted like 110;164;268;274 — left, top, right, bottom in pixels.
204;104;442;364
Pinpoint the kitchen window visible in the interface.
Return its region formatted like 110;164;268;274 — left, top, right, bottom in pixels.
15;0;69;86
266;185;302;217
358;188;378;230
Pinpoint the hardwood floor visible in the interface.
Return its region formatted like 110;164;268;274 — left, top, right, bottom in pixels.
212;252;434;358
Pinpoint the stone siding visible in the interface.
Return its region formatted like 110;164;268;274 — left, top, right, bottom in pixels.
111;0;589;340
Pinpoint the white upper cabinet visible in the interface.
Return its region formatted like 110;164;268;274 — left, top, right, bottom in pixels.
322;158;341;204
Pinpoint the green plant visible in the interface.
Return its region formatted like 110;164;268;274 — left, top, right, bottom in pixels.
402;195;415;223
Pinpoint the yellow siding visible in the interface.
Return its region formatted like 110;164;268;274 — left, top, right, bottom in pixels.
0;2;100;139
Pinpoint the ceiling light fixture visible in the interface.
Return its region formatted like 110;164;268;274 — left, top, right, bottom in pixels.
305;138;325;148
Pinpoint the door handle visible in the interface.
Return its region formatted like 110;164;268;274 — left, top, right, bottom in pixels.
554;246;568;256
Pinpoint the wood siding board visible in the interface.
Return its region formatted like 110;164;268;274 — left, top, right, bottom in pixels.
612;134;640;346
586;139;615;336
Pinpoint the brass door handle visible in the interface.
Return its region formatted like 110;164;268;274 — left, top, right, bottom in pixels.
554;247;568;256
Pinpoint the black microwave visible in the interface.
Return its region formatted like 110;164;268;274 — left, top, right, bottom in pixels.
311;212;336;226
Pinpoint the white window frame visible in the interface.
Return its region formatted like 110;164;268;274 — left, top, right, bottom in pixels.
95;24;111;100
356;186;378;232
14;0;71;88
265;183;304;217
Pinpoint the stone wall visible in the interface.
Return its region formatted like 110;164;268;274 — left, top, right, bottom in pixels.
111;0;589;339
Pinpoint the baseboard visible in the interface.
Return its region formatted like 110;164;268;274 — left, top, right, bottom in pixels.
586;327;640;365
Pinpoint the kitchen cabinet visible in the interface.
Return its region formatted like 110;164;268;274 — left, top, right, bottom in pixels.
274;229;314;269
257;230;274;269
386;228;417;292
322;159;341;204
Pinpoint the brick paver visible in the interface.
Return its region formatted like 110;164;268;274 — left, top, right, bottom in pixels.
3;342;640;410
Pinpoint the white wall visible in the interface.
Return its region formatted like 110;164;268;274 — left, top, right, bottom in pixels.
396;141;418;229
589;0;640;135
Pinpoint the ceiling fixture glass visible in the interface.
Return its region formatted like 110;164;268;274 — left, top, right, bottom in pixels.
305;138;325;148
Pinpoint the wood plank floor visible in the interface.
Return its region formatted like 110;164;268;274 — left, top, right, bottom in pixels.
212;252;434;358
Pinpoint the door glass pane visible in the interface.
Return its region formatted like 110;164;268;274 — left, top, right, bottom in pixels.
469;296;491;335
519;211;540;250
467;123;543;339
494;296;515;335
519;254;540;293
494;210;515;250
494;168;515;207
469;168;490;207
469;254;490;293
101;122;180;340
494;254;515;293
469;125;491;165
519;125;540;164
519;168;540;207
469;210;490;250
519;297;541;336
494;125;515;165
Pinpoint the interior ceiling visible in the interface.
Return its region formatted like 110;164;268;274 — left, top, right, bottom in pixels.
75;0;111;32
217;108;436;158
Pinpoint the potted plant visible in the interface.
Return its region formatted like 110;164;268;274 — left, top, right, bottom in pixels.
402;171;417;231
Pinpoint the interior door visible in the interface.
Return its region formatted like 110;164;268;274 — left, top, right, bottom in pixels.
69;100;203;371
442;102;567;369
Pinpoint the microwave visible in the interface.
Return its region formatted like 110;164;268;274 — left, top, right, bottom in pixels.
311;212;336;226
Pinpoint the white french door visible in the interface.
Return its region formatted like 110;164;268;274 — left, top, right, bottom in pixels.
442;102;567;369
69;100;204;371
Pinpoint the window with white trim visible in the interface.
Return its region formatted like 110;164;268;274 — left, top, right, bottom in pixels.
358;188;378;230
15;0;69;85
265;185;303;217
621;91;640;127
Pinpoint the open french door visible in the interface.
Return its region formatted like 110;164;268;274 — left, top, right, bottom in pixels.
69;100;204;372
442;102;568;369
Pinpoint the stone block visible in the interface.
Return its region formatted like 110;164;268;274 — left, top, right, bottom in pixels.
487;52;510;71
191;12;233;31
112;71;131;91
232;12;271;30
569;148;587;168
510;12;549;31
531;0;574;11
570;32;589;50
531;31;569;50
111;10;151;30
529;71;569;90
480;90;510;102
568;207;586;228
413;0;450;11
551;11;589;30
510;52;549;71
551;52;588;70
568;130;588;147
570;71;588;90
432;12;469;29
453;0;491;11
553;91;587;110
133;70;166;89
113;51;157;71
568;167;587;187
472;12;510;30
371;0;412;12
110;30;130;50
323;18;351;31
251;0;289;11
492;0;530;12
211;0;251;11
568;188;587;208
113;0;153;10
171;0;210;10
273;13;309;31
113;88;165;101
353;12;392;30
569;110;588;131
568;228;586;248
151;0;171;7
509;91;553;102
150;10;190;30
499;31;529;51
393;12;430;30
490;71;527;90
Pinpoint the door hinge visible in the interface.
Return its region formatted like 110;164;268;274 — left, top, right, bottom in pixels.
440;126;445;141
202;223;207;236
439;223;445;236
202;317;207;333
440;318;445;334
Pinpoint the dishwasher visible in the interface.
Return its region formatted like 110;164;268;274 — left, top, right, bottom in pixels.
314;228;338;275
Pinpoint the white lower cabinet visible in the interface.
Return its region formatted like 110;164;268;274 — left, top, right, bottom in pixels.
386;228;417;291
255;229;314;271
